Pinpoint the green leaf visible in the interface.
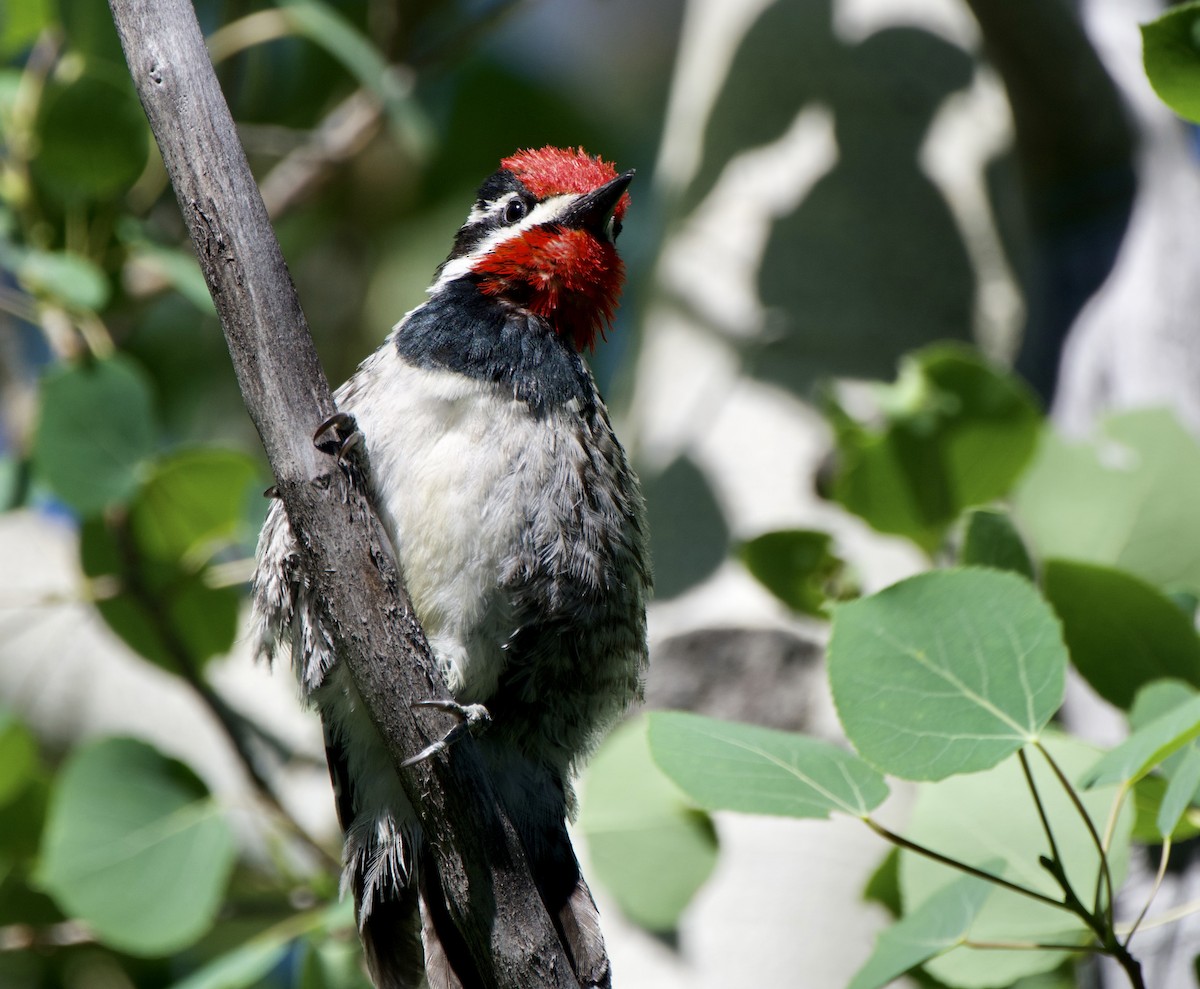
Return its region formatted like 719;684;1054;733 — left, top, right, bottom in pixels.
0;0;51;56
124;241;216;314
1129;679;1200;730
647;711;888;819
1129;776;1197;842
959;508;1034;579
82;515;240;671
738;528;855;615
1013;409;1200;595
297;935;373;989
0;711;37;810
33;356;156;515
58;0;126;62
36;737;235;955
828;568;1067;780
901;735;1134;987
1126;682;1200;840
17;249;110;311
862;847;902;917
825;345;1041;551
33;71;149;202
169;902;357;989
1159;746;1200;838
1142;2;1200;123
848;872;994;989
129;448;258;563
1082;693;1200;788
580;717;718;931
1042;561;1200;709
0;773;48;864
168;936;291;989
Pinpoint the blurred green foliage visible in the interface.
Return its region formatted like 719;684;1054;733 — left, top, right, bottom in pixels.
3;0;1195;987
1142;1;1200;124
0;0;678;985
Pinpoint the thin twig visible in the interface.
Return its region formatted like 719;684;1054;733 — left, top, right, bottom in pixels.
110;516;339;873
259;88;383;218
1123;837;1171;947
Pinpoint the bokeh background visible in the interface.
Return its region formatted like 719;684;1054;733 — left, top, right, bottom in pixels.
3;0;1200;986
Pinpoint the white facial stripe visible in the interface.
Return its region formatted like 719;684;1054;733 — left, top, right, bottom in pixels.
431;193;580;294
464;191;521;226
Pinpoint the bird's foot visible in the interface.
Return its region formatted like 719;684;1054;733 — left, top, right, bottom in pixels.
313;411;364;465
402;699;492;767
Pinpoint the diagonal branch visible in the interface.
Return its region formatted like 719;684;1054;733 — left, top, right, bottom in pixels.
105;2;583;986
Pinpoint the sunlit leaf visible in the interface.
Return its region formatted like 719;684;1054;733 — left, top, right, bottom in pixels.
825;346;1041;551
128;448;258;563
124;241;216;314
1130;684;1200;836
848;872;994;989
580;717;718;931
17;249;110;311
1142;2;1200;123
901;735;1133;986
1014;409;1200;595
739;528;855;615
647;711;888;819
168;937;291;989
1082;694;1200;788
37;738;235;955
828;568;1066;780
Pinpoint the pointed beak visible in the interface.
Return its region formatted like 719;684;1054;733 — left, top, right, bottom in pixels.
559;169;634;239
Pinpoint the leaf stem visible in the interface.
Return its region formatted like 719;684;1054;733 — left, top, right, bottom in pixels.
862;817;1068;912
1032;740;1115;923
963;938;1101;953
1118;894;1200;933
1018;747;1064;869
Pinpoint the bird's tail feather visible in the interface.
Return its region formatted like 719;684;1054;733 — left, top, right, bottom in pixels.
418;845;478;989
530;820;611;989
359;884;425;989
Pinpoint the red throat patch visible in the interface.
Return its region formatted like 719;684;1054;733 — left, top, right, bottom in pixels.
501;146;630;223
475;227;625;353
476;146;630;351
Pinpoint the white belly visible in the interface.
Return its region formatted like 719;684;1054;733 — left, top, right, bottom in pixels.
340;346;565;702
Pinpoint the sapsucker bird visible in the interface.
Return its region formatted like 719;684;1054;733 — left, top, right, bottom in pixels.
252;147;650;989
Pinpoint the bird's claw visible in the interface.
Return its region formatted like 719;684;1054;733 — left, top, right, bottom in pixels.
401;700;491;767
313;411;364;465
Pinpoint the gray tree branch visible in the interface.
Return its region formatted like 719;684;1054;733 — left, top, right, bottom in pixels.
105;2;584;985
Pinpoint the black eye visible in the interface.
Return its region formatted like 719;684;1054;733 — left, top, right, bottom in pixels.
503;199;527;224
